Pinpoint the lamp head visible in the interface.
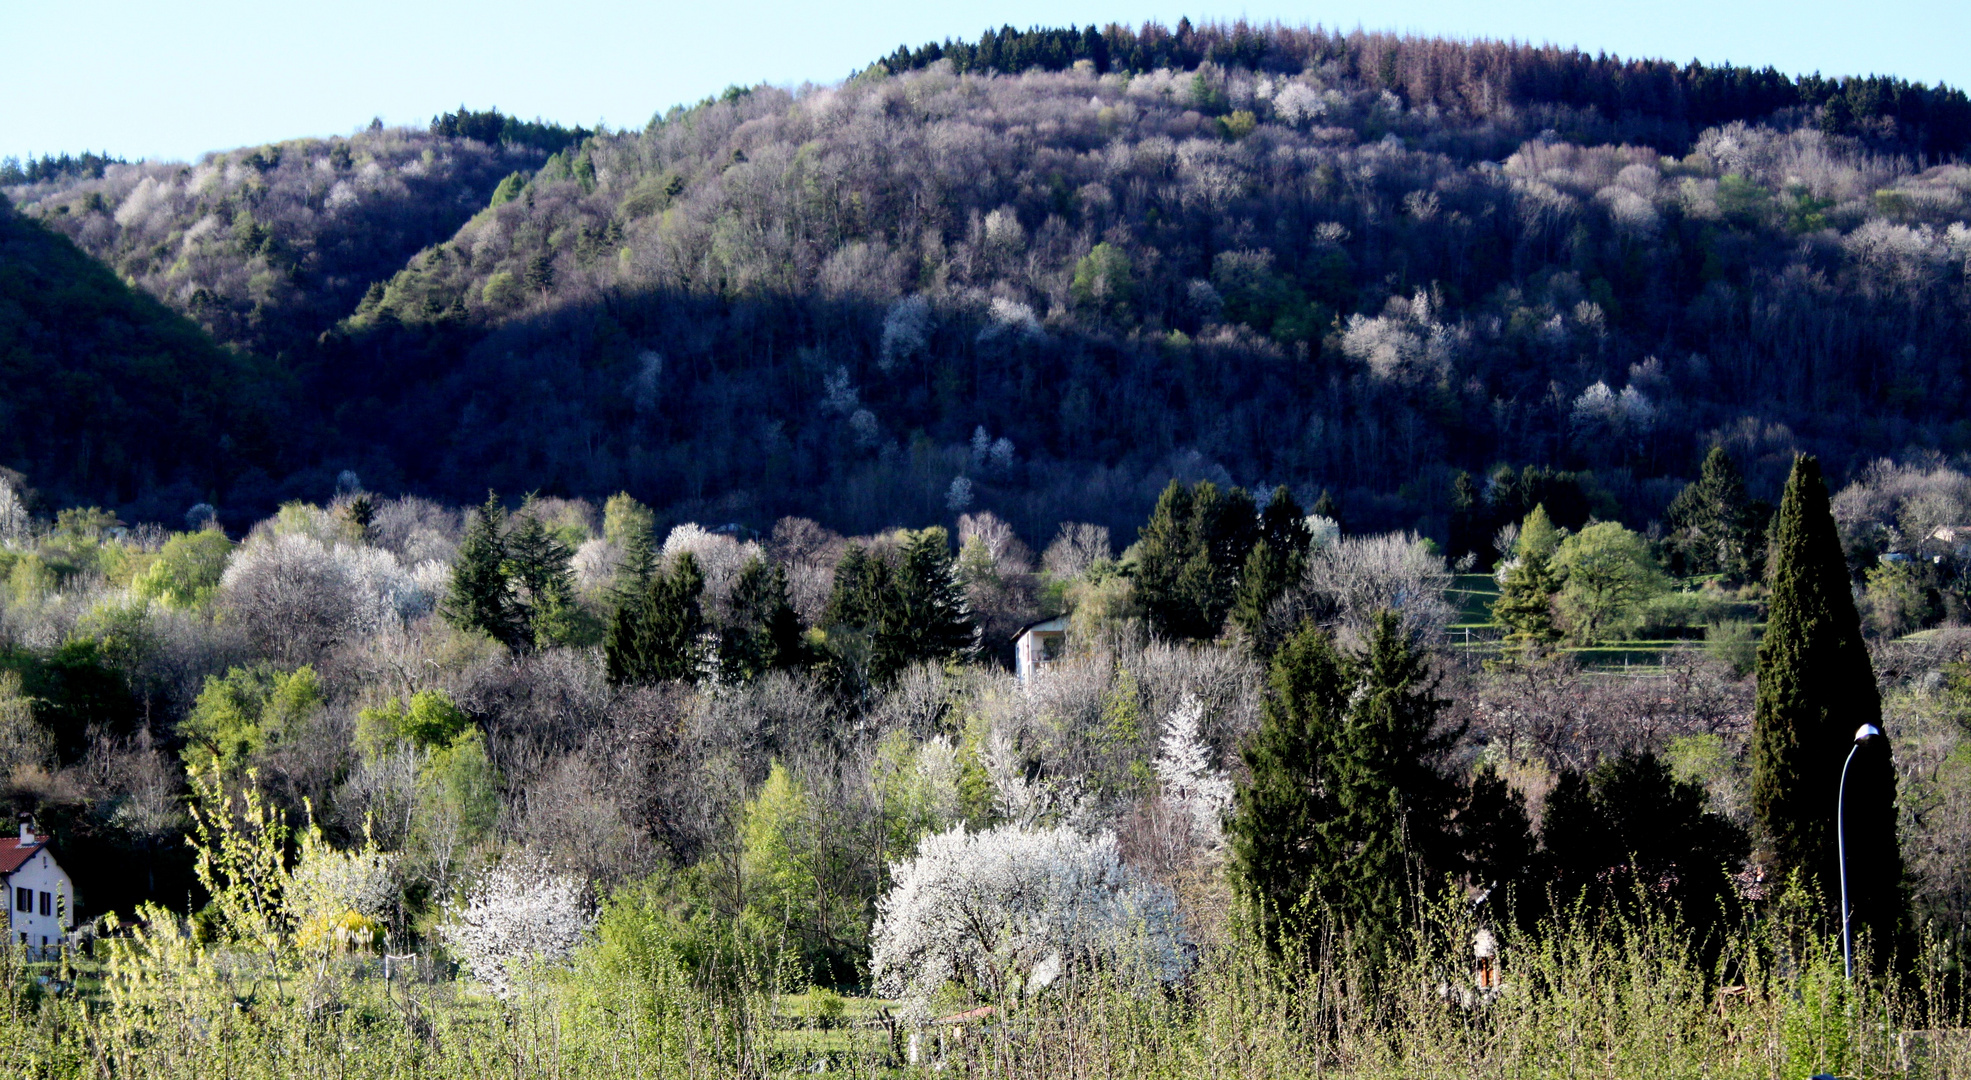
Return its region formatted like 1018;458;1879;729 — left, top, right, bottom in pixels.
1854;724;1883;744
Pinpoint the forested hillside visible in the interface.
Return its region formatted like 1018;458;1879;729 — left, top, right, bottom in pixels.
0;196;276;513
7;23;1971;547
7;113;575;359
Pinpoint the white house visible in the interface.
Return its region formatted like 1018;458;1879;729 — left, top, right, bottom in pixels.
1013;617;1069;684
0;824;74;952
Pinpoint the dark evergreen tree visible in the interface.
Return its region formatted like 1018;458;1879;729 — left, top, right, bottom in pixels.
1310;488;1343;532
1460;765;1536;907
1753;454;1906;959
719;556;809;682
1538;752;1747;943
443;493;526;650
606;552;706;685
885;527;978;678
1228;612;1462;965
506;499;579;647
1137;480;1260;641
1230;487;1313;652
1664;446;1759;580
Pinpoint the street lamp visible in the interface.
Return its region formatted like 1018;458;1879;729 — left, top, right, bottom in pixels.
1838;723;1883;979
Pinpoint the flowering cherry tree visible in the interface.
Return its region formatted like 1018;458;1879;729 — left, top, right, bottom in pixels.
871;824;1186;1015
443;855;594;997
1155;694;1232;846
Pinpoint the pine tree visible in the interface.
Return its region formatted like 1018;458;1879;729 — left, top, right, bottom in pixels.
1228;612;1461;964
444;493;526;649
1753;454;1906;960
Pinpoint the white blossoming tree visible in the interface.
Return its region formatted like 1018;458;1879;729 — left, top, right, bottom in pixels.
871;824;1187;1016
1154;695;1232;846
444;856;595;998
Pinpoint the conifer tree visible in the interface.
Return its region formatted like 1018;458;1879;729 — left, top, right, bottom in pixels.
886;527;978;676
606;551;705;685
719;556;809;682
1228;612;1461;964
1665;446;1759;580
444;493;526;650
1490;505;1562;647
506;500;578;647
1753;455;1906;958
1231;487;1313;652
1137;480;1261;641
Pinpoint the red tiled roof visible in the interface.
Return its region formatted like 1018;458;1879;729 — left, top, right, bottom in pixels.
0;838;46;875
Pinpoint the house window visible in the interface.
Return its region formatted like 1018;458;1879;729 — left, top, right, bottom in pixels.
38;892;49;917
13;887;26;913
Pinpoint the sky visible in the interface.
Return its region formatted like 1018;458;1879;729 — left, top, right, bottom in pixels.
4;0;1968;163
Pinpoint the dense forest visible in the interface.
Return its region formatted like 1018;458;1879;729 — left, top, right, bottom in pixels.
5;21;1971;550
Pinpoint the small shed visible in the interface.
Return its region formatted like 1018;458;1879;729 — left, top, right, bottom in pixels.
0;824;75;953
1013;617;1069;684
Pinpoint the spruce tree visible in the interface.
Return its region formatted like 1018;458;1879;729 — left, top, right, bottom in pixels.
1137;480;1261;641
1753;454;1906;958
719;556;809;682
506;500;578;647
605;551;705;685
1230;487;1313;652
1228;612;1461;964
1665;446;1757;580
1491;505;1561;647
444;493;527;649
886;527;977;677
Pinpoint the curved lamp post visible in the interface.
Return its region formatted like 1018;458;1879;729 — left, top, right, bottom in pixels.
1838;723;1884;979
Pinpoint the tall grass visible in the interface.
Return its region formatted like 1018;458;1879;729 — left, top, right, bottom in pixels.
3;900;1965;1078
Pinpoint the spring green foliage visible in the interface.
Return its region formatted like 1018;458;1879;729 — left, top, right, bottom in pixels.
179;665;323;773
1552;521;1665;644
355;689;471;761
1753;455;1907;958
131;528;234;609
1228;612;1462;963
1136;480;1261;641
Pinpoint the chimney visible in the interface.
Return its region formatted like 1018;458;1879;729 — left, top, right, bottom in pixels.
18;820;29;845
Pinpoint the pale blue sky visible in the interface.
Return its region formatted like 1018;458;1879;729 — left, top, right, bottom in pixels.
4;0;1967;162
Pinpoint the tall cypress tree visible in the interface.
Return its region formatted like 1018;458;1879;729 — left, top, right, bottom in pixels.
1753;455;1905;958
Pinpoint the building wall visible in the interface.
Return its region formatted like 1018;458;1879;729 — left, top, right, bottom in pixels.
6;849;74;948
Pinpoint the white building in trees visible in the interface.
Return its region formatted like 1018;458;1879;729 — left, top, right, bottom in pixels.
1013;617;1069;684
1;824;74;950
